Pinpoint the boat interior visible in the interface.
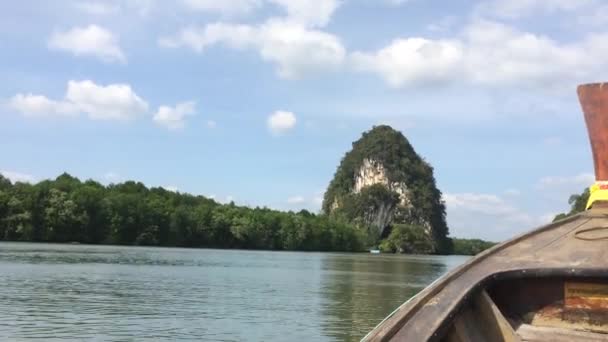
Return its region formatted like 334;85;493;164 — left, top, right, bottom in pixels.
362;83;608;342
439;274;608;341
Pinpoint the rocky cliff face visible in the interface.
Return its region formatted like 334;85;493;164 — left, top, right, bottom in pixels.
354;158;411;207
323;125;450;253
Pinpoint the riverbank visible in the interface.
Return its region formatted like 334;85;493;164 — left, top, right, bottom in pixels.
0;172;494;255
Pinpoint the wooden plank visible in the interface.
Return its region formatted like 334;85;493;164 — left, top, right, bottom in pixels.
364;207;608;341
365;213;606;342
473;291;521;342
442;291;521;342
516;323;608;341
451;306;486;342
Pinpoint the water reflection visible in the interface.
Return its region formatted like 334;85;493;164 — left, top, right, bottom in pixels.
0;242;467;341
319;254;461;341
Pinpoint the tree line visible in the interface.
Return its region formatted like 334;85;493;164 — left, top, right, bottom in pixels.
0;173;365;251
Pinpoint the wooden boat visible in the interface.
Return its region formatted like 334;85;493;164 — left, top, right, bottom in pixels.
362;83;608;342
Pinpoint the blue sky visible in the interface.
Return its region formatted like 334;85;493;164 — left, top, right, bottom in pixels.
1;0;606;241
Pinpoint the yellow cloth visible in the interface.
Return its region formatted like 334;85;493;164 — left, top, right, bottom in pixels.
586;182;608;209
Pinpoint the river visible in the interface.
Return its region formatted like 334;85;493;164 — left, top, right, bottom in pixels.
0;242;468;341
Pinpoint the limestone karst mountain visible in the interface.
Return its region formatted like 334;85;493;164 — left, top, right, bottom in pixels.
322;125;450;254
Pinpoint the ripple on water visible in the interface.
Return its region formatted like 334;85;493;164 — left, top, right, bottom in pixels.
0;242;467;341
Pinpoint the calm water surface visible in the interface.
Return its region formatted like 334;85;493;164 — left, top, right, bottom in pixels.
0;242;468;341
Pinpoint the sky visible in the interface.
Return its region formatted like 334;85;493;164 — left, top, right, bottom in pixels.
1;0;606;241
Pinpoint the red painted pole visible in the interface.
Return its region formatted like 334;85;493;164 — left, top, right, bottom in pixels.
578;83;608;182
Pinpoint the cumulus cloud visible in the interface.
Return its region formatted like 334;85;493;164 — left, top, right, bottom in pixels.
351;19;608;88
351;38;464;87
160;19;345;79
9;94;79;117
48;25;126;63
0;170;37;183
9;80;148;121
444;192;545;240
153;101;196;130
267;110;296;135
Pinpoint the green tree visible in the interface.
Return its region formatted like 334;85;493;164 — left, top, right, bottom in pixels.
451;238;495;255
379;224;433;254
44;189;87;242
72;181;109;243
3;197;32;240
553;188;591;221
0;172;374;253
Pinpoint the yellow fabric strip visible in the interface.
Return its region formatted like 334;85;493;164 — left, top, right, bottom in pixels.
586;182;608;209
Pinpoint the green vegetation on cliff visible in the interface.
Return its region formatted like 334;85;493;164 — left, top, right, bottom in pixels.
0;173;365;251
323;125;451;254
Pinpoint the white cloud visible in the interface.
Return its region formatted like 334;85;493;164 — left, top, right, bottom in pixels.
160;19;345;79
75;2;119;15
444;192;545;240
182;0;262;15
48;25;126;63
206;120;217;128
537;173;594;189
9;80;148;121
351;19;608;88
66;80;148;120
164;185;179;192
103;172;123;183
351;38;464;87
158;22;256;52
9;94;78;117
268;110;296;135
257;19;345;78
287;195;306;204
153;101;196;130
0;170;36;183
